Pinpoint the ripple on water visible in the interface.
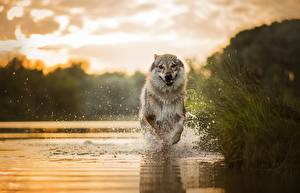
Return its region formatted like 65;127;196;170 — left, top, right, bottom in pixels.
0;128;226;193
1;125;299;193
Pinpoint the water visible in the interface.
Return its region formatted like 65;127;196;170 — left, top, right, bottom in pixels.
0;122;299;193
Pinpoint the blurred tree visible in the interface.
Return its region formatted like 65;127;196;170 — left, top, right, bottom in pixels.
0;56;145;121
206;19;300;103
189;19;300;169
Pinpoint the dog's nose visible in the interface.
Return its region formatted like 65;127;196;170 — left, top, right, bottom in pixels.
165;74;173;82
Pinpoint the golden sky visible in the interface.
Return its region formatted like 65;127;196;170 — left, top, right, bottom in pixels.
0;0;300;73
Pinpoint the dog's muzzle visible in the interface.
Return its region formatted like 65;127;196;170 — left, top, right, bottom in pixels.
164;74;174;86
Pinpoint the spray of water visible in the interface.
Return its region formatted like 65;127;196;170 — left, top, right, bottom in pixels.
34;117;220;160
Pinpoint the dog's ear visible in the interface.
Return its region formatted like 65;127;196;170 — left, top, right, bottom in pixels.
151;54;159;71
176;58;184;68
150;62;155;71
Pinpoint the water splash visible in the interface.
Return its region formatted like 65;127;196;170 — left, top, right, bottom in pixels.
38;125;208;160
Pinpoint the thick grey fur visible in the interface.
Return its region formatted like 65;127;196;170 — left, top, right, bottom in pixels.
139;54;186;145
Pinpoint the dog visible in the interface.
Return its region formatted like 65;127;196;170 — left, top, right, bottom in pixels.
139;54;186;145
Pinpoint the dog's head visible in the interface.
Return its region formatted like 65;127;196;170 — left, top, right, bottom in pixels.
150;54;185;87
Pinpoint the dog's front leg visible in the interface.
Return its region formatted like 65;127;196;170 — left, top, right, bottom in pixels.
170;114;185;144
145;115;163;139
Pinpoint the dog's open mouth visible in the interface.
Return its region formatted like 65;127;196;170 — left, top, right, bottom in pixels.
159;76;174;86
165;80;174;86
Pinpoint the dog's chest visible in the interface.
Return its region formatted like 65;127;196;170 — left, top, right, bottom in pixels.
151;98;182;120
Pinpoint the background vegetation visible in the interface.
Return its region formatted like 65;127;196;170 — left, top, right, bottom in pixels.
187;19;300;170
0;57;145;121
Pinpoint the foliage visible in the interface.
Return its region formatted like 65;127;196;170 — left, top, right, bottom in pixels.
0;57;145;121
187;19;300;169
185;59;219;151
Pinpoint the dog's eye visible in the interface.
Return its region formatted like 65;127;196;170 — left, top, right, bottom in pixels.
158;65;164;69
171;64;176;68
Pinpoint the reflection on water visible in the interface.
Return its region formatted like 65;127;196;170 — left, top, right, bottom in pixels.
0;136;225;193
140;150;185;193
0;124;299;193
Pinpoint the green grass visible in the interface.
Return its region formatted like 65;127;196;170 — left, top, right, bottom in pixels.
186;20;300;170
186;63;300;170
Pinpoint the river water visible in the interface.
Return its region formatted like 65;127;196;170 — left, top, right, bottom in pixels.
0;122;299;193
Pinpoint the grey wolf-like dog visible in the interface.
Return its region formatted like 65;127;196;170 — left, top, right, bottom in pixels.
139;54;186;145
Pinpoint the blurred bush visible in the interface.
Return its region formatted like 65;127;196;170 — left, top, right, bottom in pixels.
0;57;145;121
187;19;300;170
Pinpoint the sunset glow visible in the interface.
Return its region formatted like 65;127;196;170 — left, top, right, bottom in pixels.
1;0;300;73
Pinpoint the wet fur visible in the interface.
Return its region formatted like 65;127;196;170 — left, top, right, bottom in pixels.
139;54;186;145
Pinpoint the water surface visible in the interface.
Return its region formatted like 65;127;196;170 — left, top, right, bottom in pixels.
0;122;299;193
